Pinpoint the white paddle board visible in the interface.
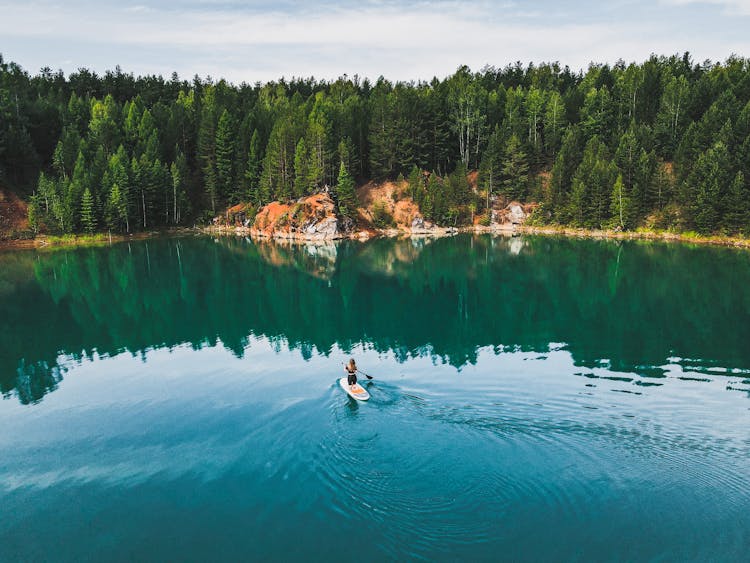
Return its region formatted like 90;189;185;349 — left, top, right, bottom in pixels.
339;377;370;401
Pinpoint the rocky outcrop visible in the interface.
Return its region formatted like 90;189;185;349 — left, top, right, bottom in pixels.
492;201;537;229
302;215;338;239
251;193;343;241
410;215;436;233
210;176;541;242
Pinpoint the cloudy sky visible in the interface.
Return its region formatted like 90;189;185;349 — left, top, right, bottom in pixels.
1;0;749;83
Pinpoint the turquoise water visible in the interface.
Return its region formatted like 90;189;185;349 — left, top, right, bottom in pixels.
1;234;750;561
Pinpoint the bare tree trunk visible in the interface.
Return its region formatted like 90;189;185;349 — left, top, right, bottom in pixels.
142;189;147;229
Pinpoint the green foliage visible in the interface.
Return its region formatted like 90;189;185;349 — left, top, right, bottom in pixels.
501;134;528;201
198;85;218;213
293;137;309;198
371;200;394;228
683;141;732;233
568;136;618;228
2;53;750;237
335;161;357;219
478;125;503;210
407;165;421;200
609;174;634;229
244;129;262;203
723;172;749;234
215;109;235;204
27;193;41;233
80;187;96;233
106;184;130;232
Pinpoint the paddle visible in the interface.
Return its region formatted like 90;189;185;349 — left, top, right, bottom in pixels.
356;368;374;380
341;362;374;380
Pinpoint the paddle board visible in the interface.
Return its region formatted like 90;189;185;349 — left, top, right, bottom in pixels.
339;377;370;401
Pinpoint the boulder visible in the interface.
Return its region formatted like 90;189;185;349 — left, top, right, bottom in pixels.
509;204;526;224
303;216;338;239
410;215;436;233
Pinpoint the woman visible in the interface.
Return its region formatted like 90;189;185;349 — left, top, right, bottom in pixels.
345;358;358;387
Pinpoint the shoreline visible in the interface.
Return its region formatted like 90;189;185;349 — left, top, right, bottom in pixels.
2;223;749;251
205;222;750;249
517;225;750;249
0;228;201;251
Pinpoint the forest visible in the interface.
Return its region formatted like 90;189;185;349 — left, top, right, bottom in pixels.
0;52;749;235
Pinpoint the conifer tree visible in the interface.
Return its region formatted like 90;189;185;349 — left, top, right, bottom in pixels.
198;86;218;213
81;187;96;233
408;165;422;201
293;137;309;198
543;90;565;155
478;125;503;210
106;183;129;232
723;171;748;234
684;141;732;233
215;109;235;204
244;129;261;202
336;161;357;218
501;134;528;201
170;151;188;225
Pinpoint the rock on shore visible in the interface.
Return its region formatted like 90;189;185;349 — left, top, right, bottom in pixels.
250;193;344;241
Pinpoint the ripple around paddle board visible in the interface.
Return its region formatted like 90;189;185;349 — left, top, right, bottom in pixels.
317;386;625;557
313;377;750;558
315;387;498;554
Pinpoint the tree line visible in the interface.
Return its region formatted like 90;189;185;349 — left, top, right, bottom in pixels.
0;52;749;235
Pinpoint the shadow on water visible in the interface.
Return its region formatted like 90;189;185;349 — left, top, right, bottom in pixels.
1;234;750;403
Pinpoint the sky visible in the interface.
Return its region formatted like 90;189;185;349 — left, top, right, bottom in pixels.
1;0;749;83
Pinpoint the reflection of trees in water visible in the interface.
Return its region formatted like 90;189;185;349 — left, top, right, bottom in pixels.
1;234;750;404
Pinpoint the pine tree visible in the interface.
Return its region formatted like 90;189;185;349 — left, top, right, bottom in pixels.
27;193;42;233
244;129;261;203
106;183;129;232
654;74;689;158
260;115;296;203
336;161;357;218
567;136;617;228
293;137;309;198
407;165;422;201
198;86;218;213
337;137;356;180
548;127;583;219
543;90;565;156
478;125;503;211
581;87;614;143
369;83;397;180
81;187;96;233
723;171;748;234
136;108;157;158
525;87;544;159
215;109;235;204
170;151;188;225
305;92;334;186
684;141;732;233
501;134;528;201
69;149;89;229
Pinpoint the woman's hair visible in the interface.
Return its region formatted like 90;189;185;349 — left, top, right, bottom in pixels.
348;358;356;368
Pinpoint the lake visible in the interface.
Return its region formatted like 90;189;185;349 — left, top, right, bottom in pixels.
1;234;749;561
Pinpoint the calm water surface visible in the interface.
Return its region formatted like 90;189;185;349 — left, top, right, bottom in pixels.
1;234;750;561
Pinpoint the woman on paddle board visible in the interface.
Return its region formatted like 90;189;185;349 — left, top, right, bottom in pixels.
345;358;357;387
